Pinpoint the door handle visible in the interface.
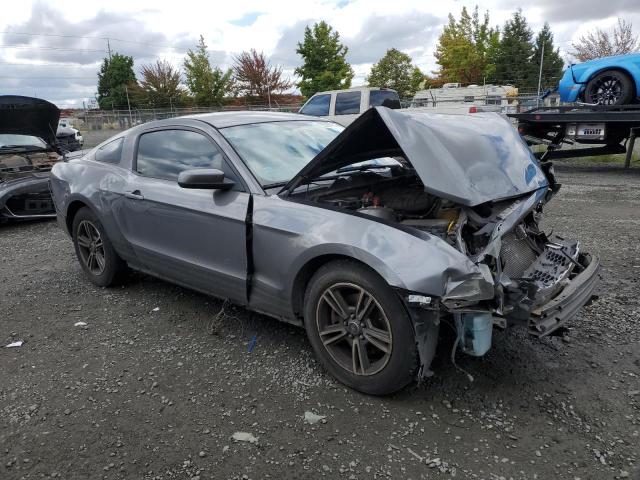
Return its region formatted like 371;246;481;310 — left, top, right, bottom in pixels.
124;190;144;200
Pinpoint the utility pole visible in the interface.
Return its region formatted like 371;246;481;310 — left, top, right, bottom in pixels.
536;42;545;108
106;38;112;59
125;85;133;126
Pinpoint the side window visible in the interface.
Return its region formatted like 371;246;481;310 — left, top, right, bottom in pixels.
369;90;401;109
299;94;331;116
335;91;361;115
95;137;124;164
136;129;241;187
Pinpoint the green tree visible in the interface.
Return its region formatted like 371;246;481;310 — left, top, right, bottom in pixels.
434;6;498;84
532;23;564;91
411;67;425;93
183;35;234;105
97;53;136;109
435;6;500;84
295;21;354;98
494;10;536;88
367;48;421;98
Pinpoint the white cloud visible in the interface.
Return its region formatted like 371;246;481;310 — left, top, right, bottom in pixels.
0;0;638;107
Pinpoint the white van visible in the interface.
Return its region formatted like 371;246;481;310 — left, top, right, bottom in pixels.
298;87;401;126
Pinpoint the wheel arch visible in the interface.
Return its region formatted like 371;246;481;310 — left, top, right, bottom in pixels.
290;253;399;320
580;66;639;100
65;197;96;235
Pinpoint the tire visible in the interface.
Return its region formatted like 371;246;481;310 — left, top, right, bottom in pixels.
303;260;418;395
584;70;634;105
71;207;127;287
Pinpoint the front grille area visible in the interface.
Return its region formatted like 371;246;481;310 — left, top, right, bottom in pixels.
500;230;538;278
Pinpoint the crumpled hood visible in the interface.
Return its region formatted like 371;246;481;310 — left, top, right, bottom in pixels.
0;95;60;147
283;107;548;206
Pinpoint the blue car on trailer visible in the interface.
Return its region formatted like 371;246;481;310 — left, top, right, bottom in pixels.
559;53;640;105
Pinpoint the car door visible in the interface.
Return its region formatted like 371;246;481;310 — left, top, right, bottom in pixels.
117;126;249;304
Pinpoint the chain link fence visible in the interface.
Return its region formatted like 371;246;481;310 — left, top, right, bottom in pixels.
74;93;617;155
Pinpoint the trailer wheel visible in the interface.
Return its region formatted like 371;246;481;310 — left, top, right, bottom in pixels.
584;70;634;105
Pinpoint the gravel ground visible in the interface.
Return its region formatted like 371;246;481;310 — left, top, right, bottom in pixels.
1;165;639;480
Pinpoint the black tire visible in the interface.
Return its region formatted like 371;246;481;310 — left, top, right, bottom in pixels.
584;70;634;105
71;207;127;287
303;260;418;395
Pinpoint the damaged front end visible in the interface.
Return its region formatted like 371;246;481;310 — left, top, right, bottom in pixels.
280;107;600;376
442;189;600;356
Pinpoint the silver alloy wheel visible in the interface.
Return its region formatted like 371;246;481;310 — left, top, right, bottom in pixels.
76;220;106;275
592;75;623;105
315;282;393;376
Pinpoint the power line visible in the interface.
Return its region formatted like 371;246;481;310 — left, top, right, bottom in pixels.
0;30;179;50
0;44;106;52
0;76;96;79
0;61;100;66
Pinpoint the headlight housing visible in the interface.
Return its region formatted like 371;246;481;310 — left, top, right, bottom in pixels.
442;265;495;308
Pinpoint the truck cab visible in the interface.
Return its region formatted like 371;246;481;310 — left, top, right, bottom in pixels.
298;87;401;126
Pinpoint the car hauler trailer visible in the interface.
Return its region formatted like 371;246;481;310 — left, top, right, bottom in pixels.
509;105;640;168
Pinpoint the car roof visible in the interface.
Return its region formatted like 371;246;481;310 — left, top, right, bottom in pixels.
185;110;324;128
121;111;334;137
308;86;398;96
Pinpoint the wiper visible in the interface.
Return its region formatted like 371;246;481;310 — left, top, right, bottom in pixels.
263;181;289;189
336;164;393;174
0;144;46;151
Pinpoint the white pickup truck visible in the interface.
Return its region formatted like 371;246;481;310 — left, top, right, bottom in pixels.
298;87;401;126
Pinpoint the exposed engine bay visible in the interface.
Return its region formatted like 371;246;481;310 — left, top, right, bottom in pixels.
0;151;60;218
291;160;596;342
0;151;60;180
294;166;455;238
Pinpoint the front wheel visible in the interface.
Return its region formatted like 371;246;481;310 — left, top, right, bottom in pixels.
584;70;634;105
72;207;128;287
304;260;419;395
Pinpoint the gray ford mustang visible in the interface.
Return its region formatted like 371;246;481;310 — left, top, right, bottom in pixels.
50;107;600;395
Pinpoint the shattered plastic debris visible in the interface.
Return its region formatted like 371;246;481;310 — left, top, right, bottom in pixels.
247;333;258;353
231;432;258;443
303;411;326;424
74;321;87;327
152;307;160;312
5;341;23;348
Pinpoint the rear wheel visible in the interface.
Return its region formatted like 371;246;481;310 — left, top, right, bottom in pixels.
304;260;418;395
72;207;127;287
584;70;634;105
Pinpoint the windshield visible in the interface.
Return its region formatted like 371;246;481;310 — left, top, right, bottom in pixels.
221;121;343;186
0;134;47;149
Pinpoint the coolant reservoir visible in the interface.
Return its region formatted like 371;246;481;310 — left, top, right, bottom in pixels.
461;312;493;356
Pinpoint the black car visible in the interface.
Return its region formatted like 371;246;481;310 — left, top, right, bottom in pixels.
0;96;62;220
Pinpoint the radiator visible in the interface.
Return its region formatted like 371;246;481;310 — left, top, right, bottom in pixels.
500;230;538;278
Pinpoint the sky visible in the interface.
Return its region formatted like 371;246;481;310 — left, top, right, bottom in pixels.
0;0;638;108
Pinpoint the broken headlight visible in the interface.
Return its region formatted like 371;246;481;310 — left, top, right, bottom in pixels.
442;265;495;308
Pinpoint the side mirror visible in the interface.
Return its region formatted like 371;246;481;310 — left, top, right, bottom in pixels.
177;168;234;190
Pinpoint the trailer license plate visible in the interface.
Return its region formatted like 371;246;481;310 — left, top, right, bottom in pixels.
566;123;606;141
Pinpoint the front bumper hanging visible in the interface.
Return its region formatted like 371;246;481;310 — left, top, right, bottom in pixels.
529;253;600;336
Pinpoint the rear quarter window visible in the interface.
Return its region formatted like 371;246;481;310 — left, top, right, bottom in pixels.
94;137;124;164
300;94;331;116
369;90;401;109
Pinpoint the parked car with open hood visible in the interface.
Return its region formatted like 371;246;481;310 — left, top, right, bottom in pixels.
559;53;640;105
0;95;62;220
49;107;600;394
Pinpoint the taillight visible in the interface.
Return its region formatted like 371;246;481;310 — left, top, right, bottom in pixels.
468;106;477;113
